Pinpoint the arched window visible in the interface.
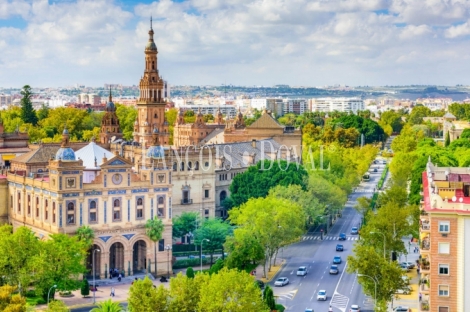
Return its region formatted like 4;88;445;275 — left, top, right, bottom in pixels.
152;61;155;70
36;197;39;218
180;162;185;171
173;162;177;171
113;199;121;221
27;195;31;215
45;200;49;220
187;161;192;170
157;196;165;218
67;202;75;225
158;197;164;205
52;202;56;223
195;161;200;170
89;200;97;223
137;198;143;205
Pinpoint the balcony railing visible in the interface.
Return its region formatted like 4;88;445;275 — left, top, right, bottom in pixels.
181;199;193;205
421;223;430;231
421;239;430;250
421;301;430;311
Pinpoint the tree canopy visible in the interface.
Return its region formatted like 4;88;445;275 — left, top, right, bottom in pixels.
20;85;38;126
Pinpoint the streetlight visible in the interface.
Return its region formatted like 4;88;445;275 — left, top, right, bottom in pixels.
92;248;100;304
200;239;209;272
47;284;57;305
165;245;172;279
357;274;377;308
370;232;386;260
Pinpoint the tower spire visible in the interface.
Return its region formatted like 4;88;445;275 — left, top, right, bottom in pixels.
150;16;153;30
109;86;112;102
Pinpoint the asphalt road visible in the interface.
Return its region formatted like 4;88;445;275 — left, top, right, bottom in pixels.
271;159;387;312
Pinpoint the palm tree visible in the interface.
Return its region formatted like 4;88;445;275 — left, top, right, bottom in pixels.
145;217;164;277
90;299;123;312
76;225;95;248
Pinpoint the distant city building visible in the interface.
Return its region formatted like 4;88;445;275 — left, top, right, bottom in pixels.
309;97;364;113
283;99;308;115
77;93;101;105
250;98;284;116
416;98;453;111
66;103;106;112
177;105;237;118
0;94;12;106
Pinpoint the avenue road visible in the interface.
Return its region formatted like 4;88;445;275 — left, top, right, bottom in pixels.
270;158;386;312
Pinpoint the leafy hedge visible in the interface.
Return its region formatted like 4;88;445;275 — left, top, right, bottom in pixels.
173;250;223;258
172;258;210;269
377;165;389;189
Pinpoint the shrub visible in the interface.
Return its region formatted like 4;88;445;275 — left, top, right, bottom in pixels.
172;258;209;269
186;267;195;278
80;279;90;297
209;259;224;275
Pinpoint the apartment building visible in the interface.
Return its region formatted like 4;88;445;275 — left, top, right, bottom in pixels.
283;99;308;115
77;93;101;105
308;97;364;113
0;94;12;106
419;159;470;312
250;98;284;116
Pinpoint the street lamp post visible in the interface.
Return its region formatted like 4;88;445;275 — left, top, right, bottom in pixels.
165;245;172;279
200;239;209;272
370;231;386;260
92;248;100;304
357;274;377;308
47;284;57;305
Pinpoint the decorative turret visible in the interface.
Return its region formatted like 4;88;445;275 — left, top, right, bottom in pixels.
176;108;185;125
106;87;115;112
234;107;245;129
146;126;164;158
55;125;76;161
215;107;224;124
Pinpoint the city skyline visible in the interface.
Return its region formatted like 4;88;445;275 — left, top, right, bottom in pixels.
1;0;470;88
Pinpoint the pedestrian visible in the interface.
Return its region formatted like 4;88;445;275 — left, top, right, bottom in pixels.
110;287;115;297
118;273;122;282
419;293;422;301
417;267;420;274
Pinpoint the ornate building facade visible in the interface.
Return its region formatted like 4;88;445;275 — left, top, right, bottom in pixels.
100;89;122;144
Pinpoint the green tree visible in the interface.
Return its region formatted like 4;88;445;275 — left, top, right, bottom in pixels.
263;285;276;310
168;273;208;312
445;130;450;147
145;217;164;277
408;106;431;125
459;128;470;139
197;268;269;312
330;114;384;143
186;267;195;278
208;258;224;275
228;160;307;208
45;300;69;312
379;110;403;133
203;114;214;122
128;277;169;312
80;279;90;298
37;104;50;120
82;127;101;142
229;196;305;277
224;228;264;270
195;218;232;265
115;104;137;140
76;225;95;249
90;299;123;312
20;85;38;125
0;285;26;312
172;212;198;240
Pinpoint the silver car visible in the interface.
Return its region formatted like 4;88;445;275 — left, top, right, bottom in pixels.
297;266;308;276
317;289;327;301
329;265;339;275
274;277;289;287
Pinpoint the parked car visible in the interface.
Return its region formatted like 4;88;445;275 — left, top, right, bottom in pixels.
400;262;415;269
373;168;378;172
351;227;359;235
350;305;360;312
396;276;411;294
317;289;327;301
333;256;342;264
399;263;410;272
336;244;344;251
305;309;314;312
297;266;308;276
393;306;410;312
329;265;339;275
274;277;289;286
339;233;346;240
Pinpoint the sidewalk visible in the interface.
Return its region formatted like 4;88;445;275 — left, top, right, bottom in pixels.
36;265;213;310
390;237;420;312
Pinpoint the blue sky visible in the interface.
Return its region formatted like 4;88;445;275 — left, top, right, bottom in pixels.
1;0;470;88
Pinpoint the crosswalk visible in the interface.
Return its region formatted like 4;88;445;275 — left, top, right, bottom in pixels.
330;293;349;310
362;296;374;308
275;290;297;301
302;235;359;241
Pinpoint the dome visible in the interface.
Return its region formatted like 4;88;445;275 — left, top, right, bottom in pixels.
56;147;76;161
106;101;115;110
146;145;165;158
63;127;69;135
146;41;157;51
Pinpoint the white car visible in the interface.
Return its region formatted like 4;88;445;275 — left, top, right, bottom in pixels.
297;266;308;276
350;304;360;312
274;277;289;287
317;289;327;301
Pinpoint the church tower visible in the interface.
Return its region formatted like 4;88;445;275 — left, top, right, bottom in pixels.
133;17;169;147
100;88;122;144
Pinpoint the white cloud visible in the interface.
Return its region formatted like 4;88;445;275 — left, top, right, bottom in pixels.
1;0;470;87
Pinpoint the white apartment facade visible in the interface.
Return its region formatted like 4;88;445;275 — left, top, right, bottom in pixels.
178;105;238;118
309;97;364;113
283;99;308;115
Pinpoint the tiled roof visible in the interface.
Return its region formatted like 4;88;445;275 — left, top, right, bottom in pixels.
12;145;60;164
443;112;456;119
248;112;283;129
